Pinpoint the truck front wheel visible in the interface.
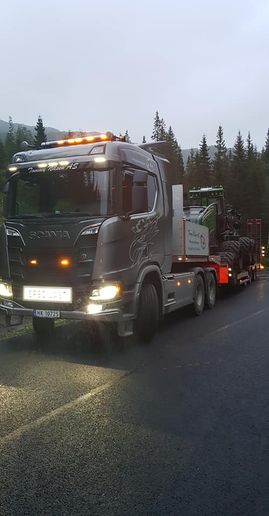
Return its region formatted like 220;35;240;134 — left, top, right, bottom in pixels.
192;275;205;315
33;317;55;338
136;283;160;343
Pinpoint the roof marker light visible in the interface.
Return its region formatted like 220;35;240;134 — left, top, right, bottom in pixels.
38;163;47;169
59;160;70;166
8;166;18;172
48;162;59;168
41;131;125;149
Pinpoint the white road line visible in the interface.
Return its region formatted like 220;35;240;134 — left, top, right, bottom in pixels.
210;306;269;335
1;307;269;447
0;371;130;448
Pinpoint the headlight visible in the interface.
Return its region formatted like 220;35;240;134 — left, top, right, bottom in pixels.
81;225;100;236
0;282;13;298
90;284;121;301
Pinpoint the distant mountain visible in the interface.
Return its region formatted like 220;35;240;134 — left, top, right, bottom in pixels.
0;119;64;143
181;146;216;165
0;119;217;163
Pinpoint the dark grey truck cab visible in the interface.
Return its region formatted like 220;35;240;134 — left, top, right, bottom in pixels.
0;133;211;341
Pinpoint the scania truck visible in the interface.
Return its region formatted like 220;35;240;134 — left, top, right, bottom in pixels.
0;132;257;341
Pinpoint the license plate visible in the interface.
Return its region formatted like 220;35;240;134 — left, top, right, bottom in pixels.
34;310;60;319
23;286;72;303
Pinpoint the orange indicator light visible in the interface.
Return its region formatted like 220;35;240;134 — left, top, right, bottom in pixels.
100;134;108;140
29;259;38;266
188;279;192;284
176;281;181;287
59;258;71;267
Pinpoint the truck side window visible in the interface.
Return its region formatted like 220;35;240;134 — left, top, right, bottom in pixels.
147;174;157;211
122;171;157;213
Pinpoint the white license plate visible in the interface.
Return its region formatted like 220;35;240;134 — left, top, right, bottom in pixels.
23;286;72;303
34;310;60;319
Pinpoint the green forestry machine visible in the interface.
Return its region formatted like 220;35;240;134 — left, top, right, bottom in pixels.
184;186;256;275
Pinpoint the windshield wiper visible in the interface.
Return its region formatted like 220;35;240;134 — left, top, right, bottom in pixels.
41;212;101;218
9;214;45;219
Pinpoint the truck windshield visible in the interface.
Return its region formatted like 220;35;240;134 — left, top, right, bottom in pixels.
7;168;116;218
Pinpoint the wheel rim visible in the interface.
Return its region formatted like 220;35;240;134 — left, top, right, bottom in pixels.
196;284;203;307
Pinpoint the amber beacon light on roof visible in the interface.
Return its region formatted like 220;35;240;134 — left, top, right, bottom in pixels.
41;131;126;149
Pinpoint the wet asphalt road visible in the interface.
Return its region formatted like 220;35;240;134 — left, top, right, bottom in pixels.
0;273;269;515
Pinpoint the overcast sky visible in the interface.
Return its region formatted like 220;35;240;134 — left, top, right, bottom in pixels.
1;0;269;149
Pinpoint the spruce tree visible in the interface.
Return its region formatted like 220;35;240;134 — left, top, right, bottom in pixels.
196;134;211;186
152;111;166;141
165;126;184;182
229;131;246;213
262;128;269;164
152;111;161;141
246;131;255;160
233;131;245;162
213;125;228;186
159;118;166;140
5;116;16;160
124;130;131;143
185;149;198;190
34;115;47;148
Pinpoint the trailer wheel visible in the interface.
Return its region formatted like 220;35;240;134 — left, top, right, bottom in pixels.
206;272;217;309
136;283;160;343
33;317;55;338
192;275;205;316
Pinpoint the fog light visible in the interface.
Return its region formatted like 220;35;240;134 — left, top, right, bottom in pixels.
87;304;103;315
29;259;38;266
58;257;71;267
90;284;121;301
0;282;13;298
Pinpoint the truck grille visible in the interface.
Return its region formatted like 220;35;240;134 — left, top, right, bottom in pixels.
8;241;97;307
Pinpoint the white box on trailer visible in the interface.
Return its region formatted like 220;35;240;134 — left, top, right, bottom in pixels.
172;185;209;258
184;221;209;256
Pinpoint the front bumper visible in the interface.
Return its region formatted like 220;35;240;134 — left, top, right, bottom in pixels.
0;298;133;323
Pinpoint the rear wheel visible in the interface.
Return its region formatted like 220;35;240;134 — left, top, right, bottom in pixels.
206;272;217;309
33;317;55;338
192;275;205;315
136;283;160;343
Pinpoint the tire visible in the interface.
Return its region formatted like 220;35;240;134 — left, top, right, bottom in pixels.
33;317;55;338
206;272;217;309
135;283;160;343
192;275;205;315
